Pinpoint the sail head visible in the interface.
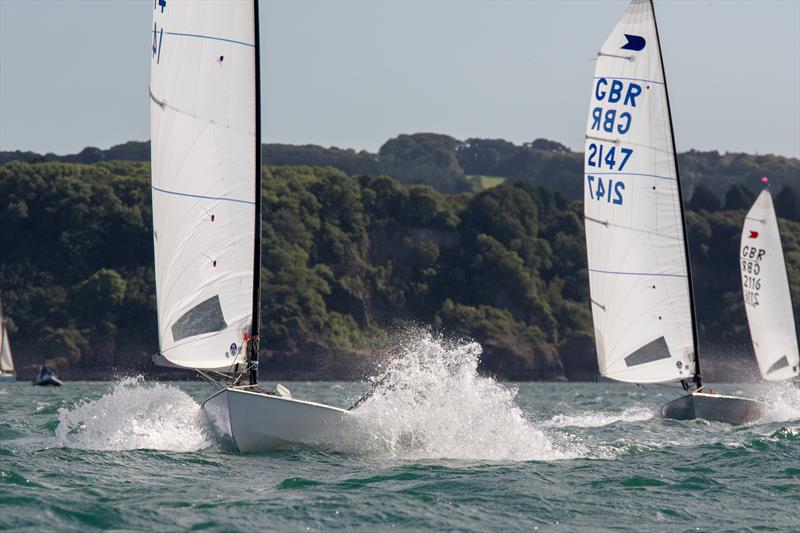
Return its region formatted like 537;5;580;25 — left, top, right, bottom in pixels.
584;0;696;384
150;1;258;370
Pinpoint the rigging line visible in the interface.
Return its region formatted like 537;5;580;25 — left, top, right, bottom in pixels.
149;96;242;135
164;31;255;48
152;185;255;205
584;135;676;156
583;171;677;181
597;51;633;61
584;215;608;227
586;218;685;243
593;76;664;85
585;134;620;144
148;86;165;109
589;268;687;278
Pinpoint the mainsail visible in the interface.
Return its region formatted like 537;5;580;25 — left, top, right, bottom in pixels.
584;0;698;384
150;0;261;371
0;301;14;374
740;189;800;381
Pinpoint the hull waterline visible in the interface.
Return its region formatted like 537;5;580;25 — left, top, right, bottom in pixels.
202;388;359;452
660;391;764;425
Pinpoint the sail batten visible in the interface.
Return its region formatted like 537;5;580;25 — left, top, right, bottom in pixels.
150;0;257;371
584;0;696;384
740;190;800;382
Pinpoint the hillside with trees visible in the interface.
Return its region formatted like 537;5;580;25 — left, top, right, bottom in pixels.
0;140;797;381
4;134;796;204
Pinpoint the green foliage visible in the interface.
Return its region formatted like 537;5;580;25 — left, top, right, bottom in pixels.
724;182;755;211
378;133;472;193
688;184;721;212
775;186;800;222
3;136;797;204
0;143;797;379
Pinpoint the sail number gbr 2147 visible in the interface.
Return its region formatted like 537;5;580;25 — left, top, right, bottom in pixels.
586;143;632;205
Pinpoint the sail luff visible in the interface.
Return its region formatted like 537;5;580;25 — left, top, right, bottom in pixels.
249;0;262;385
648;0;702;387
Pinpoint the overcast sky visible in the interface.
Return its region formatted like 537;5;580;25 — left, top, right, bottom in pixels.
1;0;798;157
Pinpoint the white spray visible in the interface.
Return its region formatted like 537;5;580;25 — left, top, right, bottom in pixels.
348;330;584;461
55;376;212;452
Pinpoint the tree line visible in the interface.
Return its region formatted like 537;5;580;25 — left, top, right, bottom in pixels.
4;134;797;206
0;154;797;380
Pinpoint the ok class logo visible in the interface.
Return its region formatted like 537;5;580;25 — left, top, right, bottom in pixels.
621;34;646;51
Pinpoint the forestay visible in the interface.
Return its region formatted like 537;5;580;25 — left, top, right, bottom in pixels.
150;0;257;370
584;0;696;383
740;190;800;381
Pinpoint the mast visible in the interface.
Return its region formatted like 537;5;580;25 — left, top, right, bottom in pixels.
0;300;5;370
649;0;702;389
249;0;263;386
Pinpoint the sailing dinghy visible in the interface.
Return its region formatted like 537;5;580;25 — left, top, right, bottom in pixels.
740;185;800;383
0;300;15;382
150;0;355;452
584;0;763;424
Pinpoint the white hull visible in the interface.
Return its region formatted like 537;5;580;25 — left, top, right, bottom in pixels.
661;391;764;425
202;388;358;452
0;372;15;383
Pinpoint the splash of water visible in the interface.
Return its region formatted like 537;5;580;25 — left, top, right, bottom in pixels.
544;407;653;429
349;329;583;461
55;376;213;452
757;381;800;423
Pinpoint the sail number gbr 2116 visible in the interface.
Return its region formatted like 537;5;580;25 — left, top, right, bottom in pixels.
586;143;632;205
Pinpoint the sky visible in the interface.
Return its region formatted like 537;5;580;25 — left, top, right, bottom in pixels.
1;0;798;158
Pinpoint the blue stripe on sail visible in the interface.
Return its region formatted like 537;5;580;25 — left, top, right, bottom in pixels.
584;172;676;181
589;268;687;278
593;76;663;85
152;185;255;205
164;32;255;48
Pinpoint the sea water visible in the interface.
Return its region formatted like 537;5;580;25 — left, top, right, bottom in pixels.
1;333;798;531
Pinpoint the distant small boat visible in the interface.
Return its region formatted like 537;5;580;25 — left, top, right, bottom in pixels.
0;299;16;382
584;0;763;424
740;186;800;382
32;364;63;387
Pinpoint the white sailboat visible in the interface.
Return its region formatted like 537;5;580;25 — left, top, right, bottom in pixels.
150;0;355;452
740;186;800;382
0;300;15;382
584;0;762;424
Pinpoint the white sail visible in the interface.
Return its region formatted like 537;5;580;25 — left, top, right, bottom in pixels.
740;189;800;381
150;0;258;370
0;303;13;374
584;0;696;384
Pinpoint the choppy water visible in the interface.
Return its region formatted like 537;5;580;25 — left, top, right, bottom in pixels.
1;334;798;531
